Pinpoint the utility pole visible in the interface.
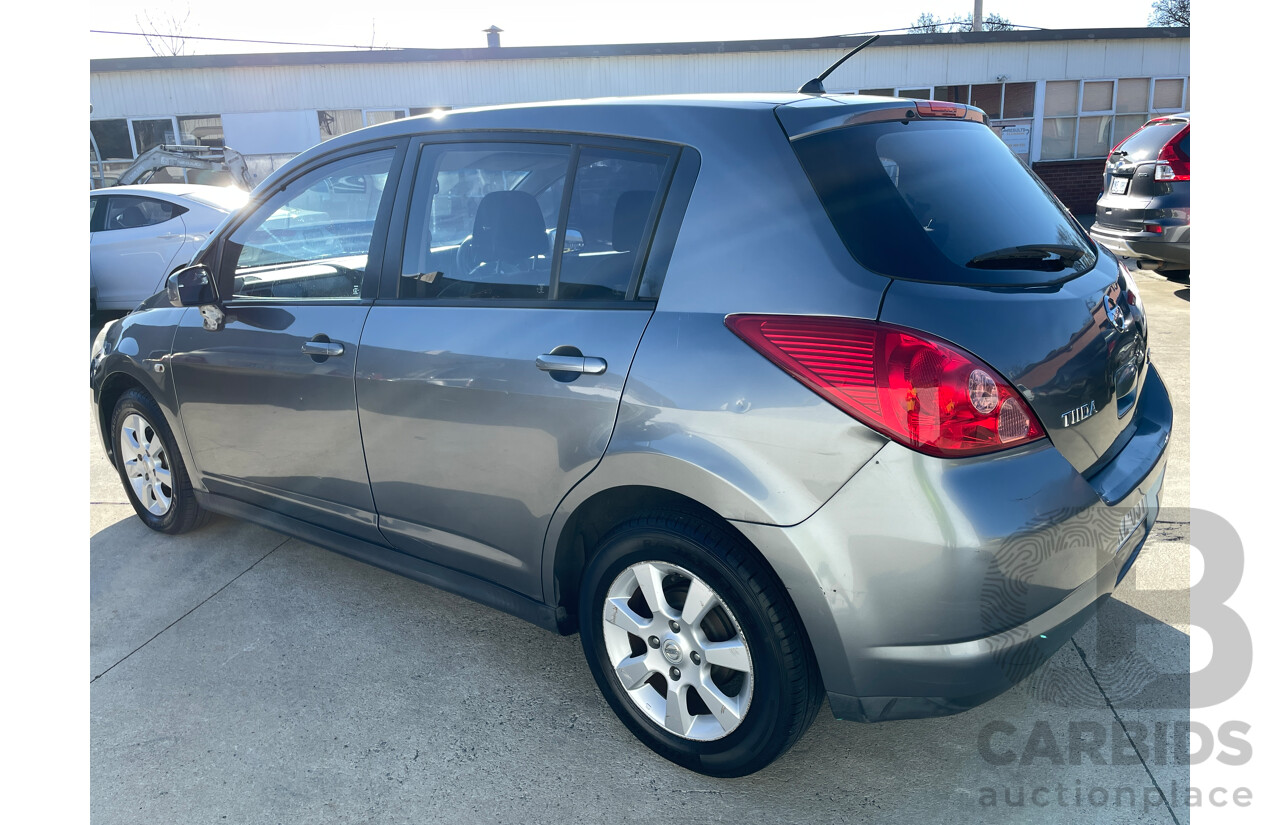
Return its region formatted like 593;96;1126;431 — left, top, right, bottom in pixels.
973;0;983;31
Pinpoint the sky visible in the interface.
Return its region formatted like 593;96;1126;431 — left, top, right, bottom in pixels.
90;0;1161;58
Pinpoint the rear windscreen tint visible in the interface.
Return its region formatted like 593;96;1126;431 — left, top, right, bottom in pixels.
1116;121;1188;160
791;120;1096;286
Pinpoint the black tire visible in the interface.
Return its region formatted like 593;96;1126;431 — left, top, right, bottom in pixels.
110;388;211;534
578;509;823;777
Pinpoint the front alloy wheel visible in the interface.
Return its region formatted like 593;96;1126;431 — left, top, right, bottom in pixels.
119;413;173;516
110;388;210;534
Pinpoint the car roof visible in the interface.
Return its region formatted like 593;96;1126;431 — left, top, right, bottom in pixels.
263;92;913;194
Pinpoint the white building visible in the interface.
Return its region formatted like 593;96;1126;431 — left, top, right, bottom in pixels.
89;26;1190;213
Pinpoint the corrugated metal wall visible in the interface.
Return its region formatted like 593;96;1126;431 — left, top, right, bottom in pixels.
89;37;1191;118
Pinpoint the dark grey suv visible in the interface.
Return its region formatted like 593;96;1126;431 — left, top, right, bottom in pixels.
91;94;1170;776
1090;112;1191;273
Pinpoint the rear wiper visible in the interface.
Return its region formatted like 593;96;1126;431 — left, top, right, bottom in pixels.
966;244;1086;271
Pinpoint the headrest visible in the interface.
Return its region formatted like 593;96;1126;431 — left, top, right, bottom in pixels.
471;191;547;263
117;205;147;229
612;190;656;252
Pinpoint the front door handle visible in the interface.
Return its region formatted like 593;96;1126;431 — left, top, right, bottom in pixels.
536;353;607;375
302;337;345;357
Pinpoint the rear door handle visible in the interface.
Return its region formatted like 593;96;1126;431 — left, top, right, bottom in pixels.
536;354;607;375
302;339;345;357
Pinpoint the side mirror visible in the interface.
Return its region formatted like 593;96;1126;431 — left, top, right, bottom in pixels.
167;264;215;308
167;264;225;331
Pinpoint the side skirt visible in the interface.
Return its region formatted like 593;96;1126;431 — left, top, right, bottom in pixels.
195;490;570;634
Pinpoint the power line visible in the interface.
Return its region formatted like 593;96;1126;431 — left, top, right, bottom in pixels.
90;29;402;51
92;22;1046;56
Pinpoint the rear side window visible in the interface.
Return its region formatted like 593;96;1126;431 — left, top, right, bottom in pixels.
1115;121;1189;161
101;196;186;231
791;120;1096;286
557;148;668;301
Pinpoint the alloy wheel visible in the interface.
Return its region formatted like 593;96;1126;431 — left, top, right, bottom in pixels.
119;413;173;516
602;560;754;741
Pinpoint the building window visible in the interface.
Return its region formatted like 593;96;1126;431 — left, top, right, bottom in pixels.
365;109;406;127
1077;80;1115;159
1152;78;1186;111
91;119;132;161
132;118;177;155
934;85;969;104
318;108;410;139
1113;78;1152;148
1038;77;1187;161
409;106;453;116
178;115;224;147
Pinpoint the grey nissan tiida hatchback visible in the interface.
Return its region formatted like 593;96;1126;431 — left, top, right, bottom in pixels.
91;93;1170;777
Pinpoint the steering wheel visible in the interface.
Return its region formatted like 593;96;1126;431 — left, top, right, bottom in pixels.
455;235;480;275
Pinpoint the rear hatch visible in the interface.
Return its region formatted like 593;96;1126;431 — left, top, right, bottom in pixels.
778;98;1150;475
1096;117;1190;230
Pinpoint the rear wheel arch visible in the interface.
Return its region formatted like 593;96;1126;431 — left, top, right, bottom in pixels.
549;486;813;647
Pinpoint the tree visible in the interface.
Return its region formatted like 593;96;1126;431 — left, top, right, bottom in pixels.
910;11;1016;33
136;6;192;57
1149;0;1189;27
912;12;945;33
977;12;1016;31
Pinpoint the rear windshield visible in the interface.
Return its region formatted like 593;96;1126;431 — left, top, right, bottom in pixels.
1115;120;1189;160
791;120;1096;286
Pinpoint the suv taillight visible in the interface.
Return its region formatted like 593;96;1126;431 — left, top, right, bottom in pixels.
1154;126;1190;181
726;315;1046;458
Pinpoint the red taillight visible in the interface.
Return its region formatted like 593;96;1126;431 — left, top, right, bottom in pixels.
1155;126;1190;181
915;100;965;118
1144;224;1164;234
725;315;1046;458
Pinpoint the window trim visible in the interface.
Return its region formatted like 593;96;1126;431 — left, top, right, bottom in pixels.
207;138;408;306
376;130;686;308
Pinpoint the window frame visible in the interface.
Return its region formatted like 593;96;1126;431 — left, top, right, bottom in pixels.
376;131;689;310
205;137;409;306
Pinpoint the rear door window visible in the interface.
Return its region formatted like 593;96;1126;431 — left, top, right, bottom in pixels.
396;140;673;302
791;120;1096;286
399;143;572;300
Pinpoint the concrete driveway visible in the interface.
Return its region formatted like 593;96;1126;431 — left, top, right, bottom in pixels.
90;266;1191;824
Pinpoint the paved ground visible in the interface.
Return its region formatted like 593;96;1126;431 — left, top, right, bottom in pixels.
90;264;1191;824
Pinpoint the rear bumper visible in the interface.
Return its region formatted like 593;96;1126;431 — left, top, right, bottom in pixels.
1090;223;1190;267
734;367;1172;722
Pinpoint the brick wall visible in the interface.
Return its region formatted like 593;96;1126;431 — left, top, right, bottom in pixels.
1031;159;1106;217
